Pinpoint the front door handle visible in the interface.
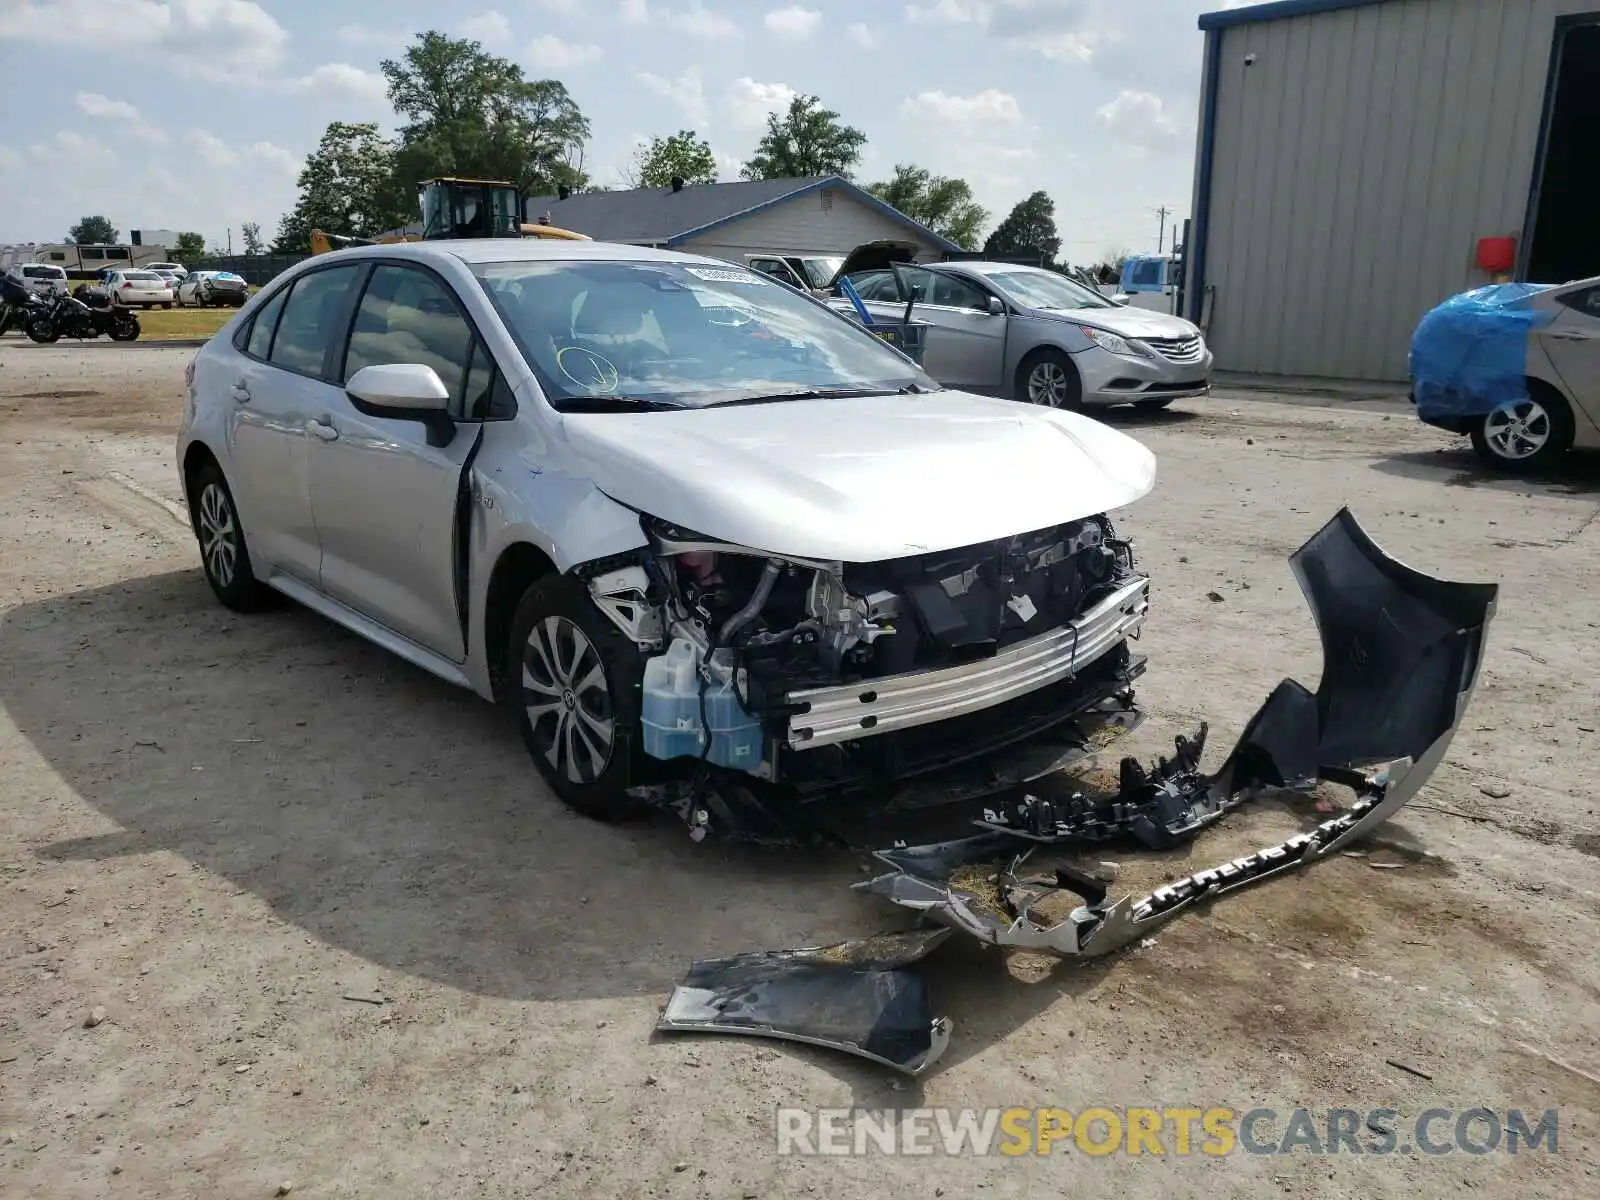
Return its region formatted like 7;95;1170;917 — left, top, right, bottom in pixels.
308;416;340;442
1547;332;1590;341
230;382;251;403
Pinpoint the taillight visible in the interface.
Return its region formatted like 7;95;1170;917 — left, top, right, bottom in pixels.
122;282;132;289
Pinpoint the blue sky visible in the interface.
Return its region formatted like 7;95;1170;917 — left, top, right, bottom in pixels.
0;0;1245;258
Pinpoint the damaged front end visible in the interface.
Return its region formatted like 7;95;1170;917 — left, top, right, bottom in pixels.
858;508;1497;957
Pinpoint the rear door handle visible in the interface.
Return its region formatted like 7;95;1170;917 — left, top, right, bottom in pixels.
230;382;251;403
308;416;340;442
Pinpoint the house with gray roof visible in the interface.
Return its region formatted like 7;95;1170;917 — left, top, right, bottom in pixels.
523;176;961;265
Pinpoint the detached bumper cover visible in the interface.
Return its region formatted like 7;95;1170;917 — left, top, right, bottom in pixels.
859;508;1497;958
786;576;1150;750
656;930;953;1076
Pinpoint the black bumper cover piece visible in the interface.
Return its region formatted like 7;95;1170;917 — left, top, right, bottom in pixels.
656;929;954;1075
859;508;1498;958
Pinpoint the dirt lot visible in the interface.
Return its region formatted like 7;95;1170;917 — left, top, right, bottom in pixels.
1;343;1597;1198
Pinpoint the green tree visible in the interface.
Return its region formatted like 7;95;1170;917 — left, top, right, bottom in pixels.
740;95;866;181
381;32;590;199
273;121;410;252
630;130;717;189
240;222;265;256
983;191;1061;263
67;216;118;244
173;232;207;261
867;164;987;250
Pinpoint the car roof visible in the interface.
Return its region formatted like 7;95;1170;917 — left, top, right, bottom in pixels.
316;238;722;268
938;261;1057;278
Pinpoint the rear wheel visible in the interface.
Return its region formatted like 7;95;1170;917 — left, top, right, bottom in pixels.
509;575;646;821
1016;348;1084;409
109;312;139;341
191;462;277;611
1469;385;1574;473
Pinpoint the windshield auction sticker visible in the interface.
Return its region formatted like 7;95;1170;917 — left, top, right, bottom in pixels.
684;267;767;284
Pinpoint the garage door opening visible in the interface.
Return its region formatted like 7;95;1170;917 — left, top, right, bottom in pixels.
1526;20;1600;284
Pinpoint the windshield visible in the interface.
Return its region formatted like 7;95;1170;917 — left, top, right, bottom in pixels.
983;269;1114;311
473;259;934;411
800;257;844;289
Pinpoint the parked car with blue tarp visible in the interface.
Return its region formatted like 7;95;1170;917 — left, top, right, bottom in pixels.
1408;277;1600;471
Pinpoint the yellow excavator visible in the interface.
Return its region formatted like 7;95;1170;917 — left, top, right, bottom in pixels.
309;177;590;256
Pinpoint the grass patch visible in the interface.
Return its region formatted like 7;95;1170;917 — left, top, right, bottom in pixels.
135;306;239;341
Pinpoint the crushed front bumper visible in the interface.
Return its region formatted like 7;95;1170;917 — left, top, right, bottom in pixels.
785;576;1150;750
858;507;1498;957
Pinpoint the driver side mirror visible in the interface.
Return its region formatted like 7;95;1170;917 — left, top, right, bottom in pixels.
986;296;1005;316
346;363;457;446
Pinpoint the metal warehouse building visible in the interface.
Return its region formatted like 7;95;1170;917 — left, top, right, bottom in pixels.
1186;0;1600;381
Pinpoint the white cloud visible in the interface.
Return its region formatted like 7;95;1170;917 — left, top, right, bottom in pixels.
1096;89;1184;152
727;77;798;131
763;6;820;39
637;67;708;127
74;92;167;142
461;10;511;46
713;151;742;181
285;63;390;107
527;34;602;69
538;0;582;12
901;88;1023;125
0;0;289;83
846;22;877;48
902;0;1095;62
619;1;737;38
0;146;22;172
182;130;300;177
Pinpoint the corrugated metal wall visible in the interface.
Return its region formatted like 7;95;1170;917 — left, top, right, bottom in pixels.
1198;0;1599;381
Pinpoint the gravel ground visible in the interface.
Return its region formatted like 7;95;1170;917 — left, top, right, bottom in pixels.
1;344;1597;1199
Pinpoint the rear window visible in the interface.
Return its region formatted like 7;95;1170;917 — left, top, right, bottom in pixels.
23;266;65;279
124;272;161;282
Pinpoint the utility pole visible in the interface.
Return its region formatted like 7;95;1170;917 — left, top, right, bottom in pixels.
227;227;233;255
1155;205;1173;254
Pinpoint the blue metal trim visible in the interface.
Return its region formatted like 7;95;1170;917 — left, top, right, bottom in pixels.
1199;0;1394;31
1188;27;1224;323
663;176;964;253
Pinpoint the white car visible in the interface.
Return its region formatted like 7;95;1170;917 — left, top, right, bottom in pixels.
106;269;174;308
177;270;249;308
176;240;1157;818
146;261;188;279
9;263;69;298
147;267;184;293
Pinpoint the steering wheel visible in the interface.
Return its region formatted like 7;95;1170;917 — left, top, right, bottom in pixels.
555;344;621;395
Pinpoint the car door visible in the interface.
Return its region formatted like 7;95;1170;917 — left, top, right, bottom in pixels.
306;261;490;661
1538;284;1600;431
919;271;1009;388
225;264;366;584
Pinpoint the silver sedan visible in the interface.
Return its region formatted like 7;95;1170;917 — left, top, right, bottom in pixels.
836;261;1213;409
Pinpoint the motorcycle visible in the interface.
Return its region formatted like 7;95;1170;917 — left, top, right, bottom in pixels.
24;285;139;343
0;274;51;336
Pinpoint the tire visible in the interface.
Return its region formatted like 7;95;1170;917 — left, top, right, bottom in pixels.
109;315;139;342
1016;348;1084;409
191;462;277;612
25;318;58;344
162;302;173;310
1135;397;1176;411
1469;384;1574;473
509;574;646;821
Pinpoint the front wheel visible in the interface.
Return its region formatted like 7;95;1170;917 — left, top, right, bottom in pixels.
509;575;646;821
109;314;139;341
25;318;58;344
1016;348;1084;409
1469;387;1574;473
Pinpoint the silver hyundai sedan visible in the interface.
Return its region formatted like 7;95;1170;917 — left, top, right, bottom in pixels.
839;261;1213;409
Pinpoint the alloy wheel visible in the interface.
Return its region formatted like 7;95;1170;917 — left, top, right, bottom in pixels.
198;482;238;588
522;616;615;785
1484;399;1551;461
1028;360;1072;406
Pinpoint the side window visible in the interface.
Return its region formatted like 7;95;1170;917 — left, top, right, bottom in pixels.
931;273;990;310
1559;286;1600;318
244;288;288;359
269;265;364;378
343;264;476;413
462;339;516;421
893;267;934;303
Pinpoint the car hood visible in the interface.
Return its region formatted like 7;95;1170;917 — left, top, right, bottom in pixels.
560;390;1157;562
1042;305;1200;340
